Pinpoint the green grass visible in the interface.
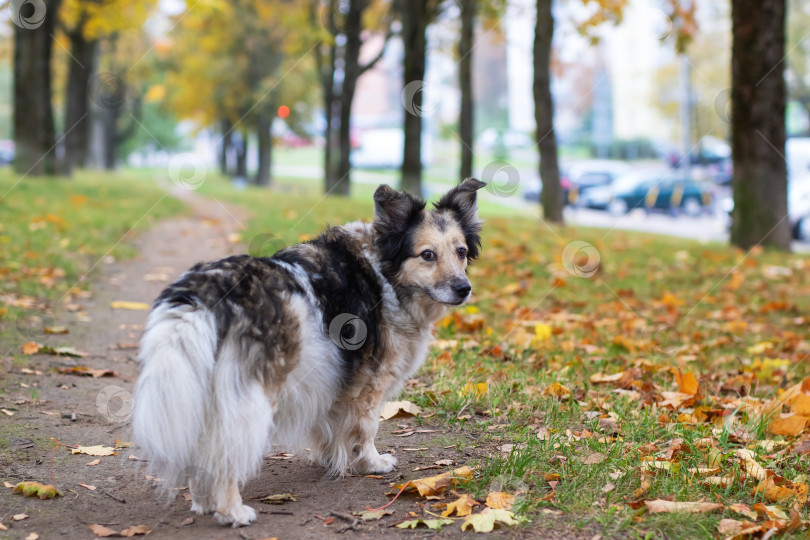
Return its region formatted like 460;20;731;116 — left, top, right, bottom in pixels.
200;174;810;538
3;167;808;537
0;168;186;349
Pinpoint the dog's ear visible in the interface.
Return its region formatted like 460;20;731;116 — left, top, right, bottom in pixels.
373;184;425;233
434;178;486;262
434;178;486;224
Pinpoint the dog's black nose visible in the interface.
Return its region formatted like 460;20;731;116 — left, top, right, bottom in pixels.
452;281;472;297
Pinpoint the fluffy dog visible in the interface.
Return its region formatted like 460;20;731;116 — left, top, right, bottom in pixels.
132;178;485;526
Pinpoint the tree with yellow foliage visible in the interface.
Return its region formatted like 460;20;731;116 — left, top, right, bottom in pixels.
166;0;319;186
59;0;158;173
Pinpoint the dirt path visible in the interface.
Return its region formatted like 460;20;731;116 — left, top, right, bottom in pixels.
1;190;595;540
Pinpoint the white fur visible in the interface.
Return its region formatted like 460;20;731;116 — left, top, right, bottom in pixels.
133;295;342;527
133;221;452;528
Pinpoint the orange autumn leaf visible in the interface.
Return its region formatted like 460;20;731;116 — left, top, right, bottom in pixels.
22;342;41;355
790;393;810;416
543;382;570;398
644;499;724;514
753;476;810;503
394;466;474;498
485;492;515;510
441;494;479;517
673;369;700;398
769;415;810;436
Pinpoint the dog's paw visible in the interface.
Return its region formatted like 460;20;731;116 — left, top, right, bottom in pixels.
190;500;214;515
358;452;397;474
214;504;257;527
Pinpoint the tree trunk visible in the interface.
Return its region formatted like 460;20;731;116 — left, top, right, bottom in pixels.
533;0;563;223
255;113;272;186
13;0;61;176
333;0;367;196
102;104;117;170
220;118;232;176
401;0;429;195
235;131;248;180
64;31;97;175
458;0;475;182
322;43;337;191
729;0;790;250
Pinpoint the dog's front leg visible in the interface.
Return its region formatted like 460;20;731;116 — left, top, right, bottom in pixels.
327;390;397;475
350;404;397;474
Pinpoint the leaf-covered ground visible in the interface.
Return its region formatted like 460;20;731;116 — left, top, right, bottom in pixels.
206;176;810;538
2;172;810;538
0;170;185;348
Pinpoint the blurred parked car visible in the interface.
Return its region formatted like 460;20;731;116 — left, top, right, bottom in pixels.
564;160;631;205
580;172;713;216
0;140;15;165
351;128;432;169
476;128;532;150
789;175;810;241
521;160;630;203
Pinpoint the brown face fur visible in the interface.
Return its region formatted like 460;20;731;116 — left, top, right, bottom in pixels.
396;210;472;305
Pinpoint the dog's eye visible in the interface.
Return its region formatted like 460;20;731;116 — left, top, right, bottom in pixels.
456;247;467;258
420;250;436;261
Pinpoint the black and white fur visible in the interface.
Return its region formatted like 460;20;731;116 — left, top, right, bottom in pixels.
132;179;485;526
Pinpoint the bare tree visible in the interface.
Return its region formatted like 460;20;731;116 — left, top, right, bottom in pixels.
533;0;562;223
13;0;61;176
458;0;475;182
730;0;791;250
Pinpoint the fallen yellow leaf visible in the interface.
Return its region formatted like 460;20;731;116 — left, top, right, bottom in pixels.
441;494;479;517
394;466;474;498
643;499;724;514
769;414;809;436
110;301;151;310
380;401;421;420
460;508;519;532
485;491;515;510
71;445;117;457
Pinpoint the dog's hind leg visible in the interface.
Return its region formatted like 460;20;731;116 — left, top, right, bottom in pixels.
213;479;257;527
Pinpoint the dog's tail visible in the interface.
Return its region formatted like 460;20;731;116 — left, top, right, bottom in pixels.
132;302;218;488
